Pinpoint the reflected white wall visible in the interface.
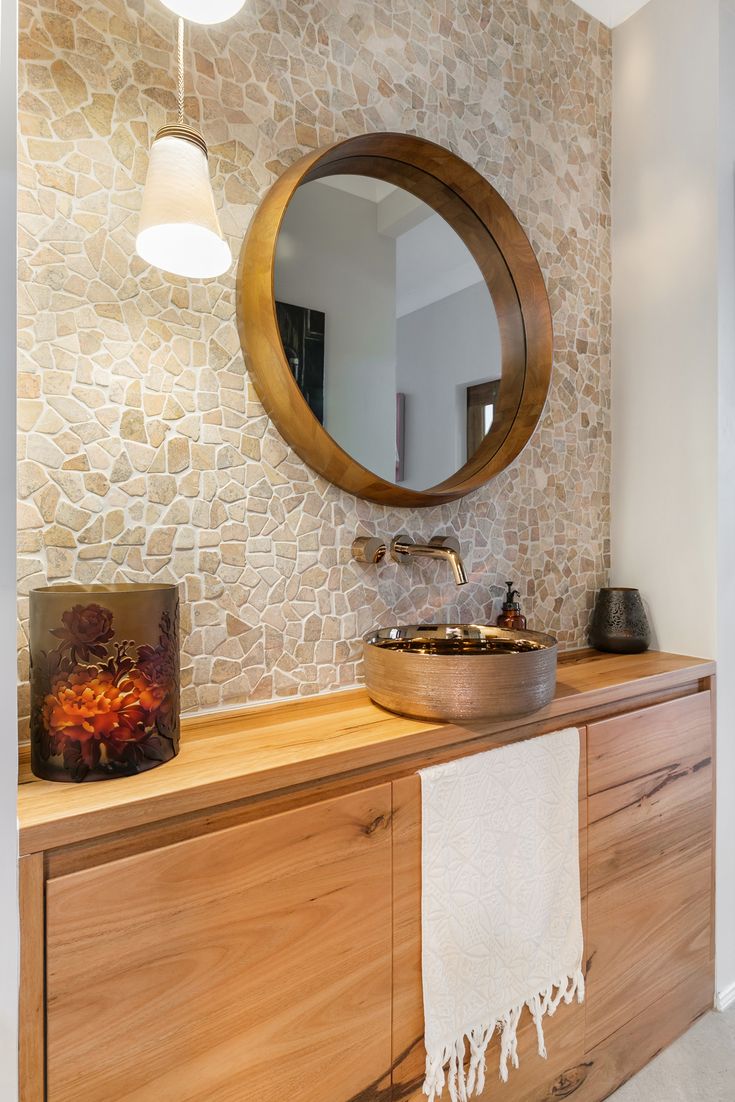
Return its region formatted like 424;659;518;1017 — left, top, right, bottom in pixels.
396;282;500;489
274;182;397;482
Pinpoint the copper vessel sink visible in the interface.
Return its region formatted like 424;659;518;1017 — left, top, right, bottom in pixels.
363;624;558;722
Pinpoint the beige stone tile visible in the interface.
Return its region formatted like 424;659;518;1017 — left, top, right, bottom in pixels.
17;0;611;731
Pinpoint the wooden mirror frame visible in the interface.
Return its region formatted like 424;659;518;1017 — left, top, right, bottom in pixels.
236;133;552;507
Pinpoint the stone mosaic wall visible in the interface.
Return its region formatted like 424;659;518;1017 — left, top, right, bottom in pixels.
17;0;612;739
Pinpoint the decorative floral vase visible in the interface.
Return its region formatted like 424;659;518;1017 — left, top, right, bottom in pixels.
30;583;180;783
589;587;651;655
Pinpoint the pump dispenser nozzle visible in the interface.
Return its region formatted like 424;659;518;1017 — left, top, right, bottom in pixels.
497;581;527;630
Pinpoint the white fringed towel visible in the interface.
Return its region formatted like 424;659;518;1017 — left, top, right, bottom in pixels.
420;728;584;1102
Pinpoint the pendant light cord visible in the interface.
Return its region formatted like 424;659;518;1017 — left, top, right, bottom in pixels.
177;16;185;125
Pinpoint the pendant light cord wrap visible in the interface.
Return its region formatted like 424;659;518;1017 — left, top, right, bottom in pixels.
153;16;207;155
177;16;185;125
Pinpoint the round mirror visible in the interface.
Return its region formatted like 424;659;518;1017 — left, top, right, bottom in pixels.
237;133;552;507
274;177;502;491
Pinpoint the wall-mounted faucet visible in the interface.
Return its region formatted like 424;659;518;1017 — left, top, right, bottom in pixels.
390;534;468;586
351;533;468;586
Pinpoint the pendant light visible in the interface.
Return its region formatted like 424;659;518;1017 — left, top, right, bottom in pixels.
136;17;231;280
158;0;246;24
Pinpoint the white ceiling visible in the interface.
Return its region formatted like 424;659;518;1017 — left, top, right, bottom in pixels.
318;175;396;203
308;177;485;319
573;0;652;27
395;214;484;318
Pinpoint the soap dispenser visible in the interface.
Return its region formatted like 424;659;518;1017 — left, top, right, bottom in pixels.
496;581;527;631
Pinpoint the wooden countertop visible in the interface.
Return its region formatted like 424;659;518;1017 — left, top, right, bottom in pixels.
17;649;714;856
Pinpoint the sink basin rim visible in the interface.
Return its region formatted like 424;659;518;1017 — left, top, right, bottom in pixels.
364;623;558;655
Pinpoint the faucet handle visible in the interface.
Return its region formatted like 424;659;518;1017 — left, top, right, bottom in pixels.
352;536;387;564
390;533;414;561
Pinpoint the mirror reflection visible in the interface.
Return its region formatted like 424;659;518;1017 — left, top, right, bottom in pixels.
274;174;502;491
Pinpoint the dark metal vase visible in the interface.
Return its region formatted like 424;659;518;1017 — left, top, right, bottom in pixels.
589;587;651;654
30;583;180;783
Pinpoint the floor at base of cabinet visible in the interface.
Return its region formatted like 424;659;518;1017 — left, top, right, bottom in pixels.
608;1007;735;1101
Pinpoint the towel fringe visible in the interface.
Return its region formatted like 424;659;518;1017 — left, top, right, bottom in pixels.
423;967;585;1102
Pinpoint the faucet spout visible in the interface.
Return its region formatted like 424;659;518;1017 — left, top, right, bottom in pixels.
390;534;468;586
434;537;469;586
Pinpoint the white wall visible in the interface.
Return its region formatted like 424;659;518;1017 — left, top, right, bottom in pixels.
0;0;19;1092
274;181;397;482
612;0;735;1004
717;0;735;1005
611;0;719;657
396;282;501;489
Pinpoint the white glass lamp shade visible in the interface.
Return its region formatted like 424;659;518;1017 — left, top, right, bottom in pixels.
136;127;231;280
158;0;245;24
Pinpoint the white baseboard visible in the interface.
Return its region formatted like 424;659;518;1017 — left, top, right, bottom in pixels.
716;980;735;1011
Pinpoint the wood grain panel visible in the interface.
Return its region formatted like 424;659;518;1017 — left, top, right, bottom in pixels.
46;787;393;1102
19;853;44;1102
586;690;714;1050
18;651;714;855
588;747;712;894
392;729;587;1102
537;969;713;1101
391;776;424;1099
585;842;712;1050
587;691;712;795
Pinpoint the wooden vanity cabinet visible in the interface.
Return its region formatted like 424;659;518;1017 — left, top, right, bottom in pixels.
19;653;716;1102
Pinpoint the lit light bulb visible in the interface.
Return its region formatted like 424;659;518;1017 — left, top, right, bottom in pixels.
158;0;246;24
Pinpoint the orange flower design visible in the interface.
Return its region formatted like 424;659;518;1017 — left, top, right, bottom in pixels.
124;671;169;716
43;669;149;768
33;599;179;781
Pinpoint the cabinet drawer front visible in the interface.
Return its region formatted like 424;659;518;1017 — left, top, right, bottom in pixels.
588;749;713;894
586;842;712;1050
586;690;714;1050
587;691;712;795
46;786;393;1102
588;692;713;895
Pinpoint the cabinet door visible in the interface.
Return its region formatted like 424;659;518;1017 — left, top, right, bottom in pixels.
585;692;714;1050
46;786;393;1102
392;729;588;1102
